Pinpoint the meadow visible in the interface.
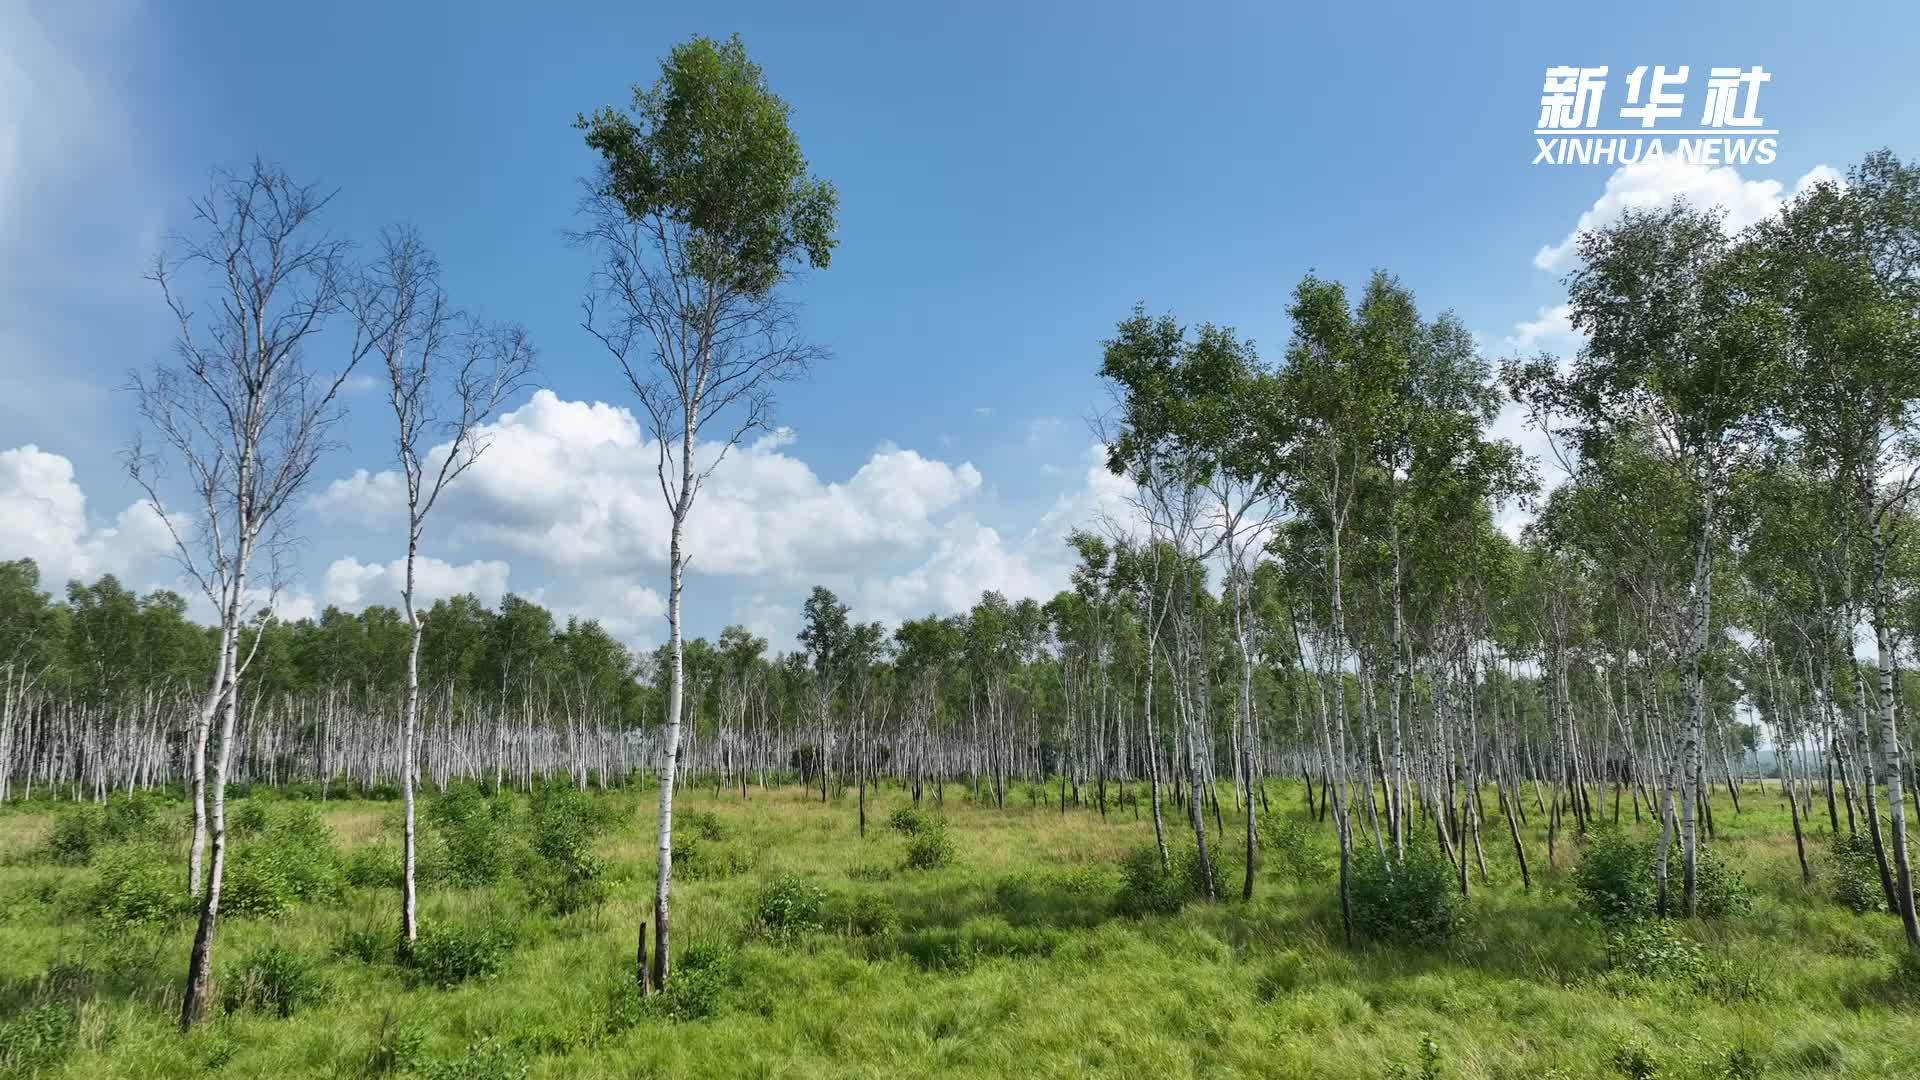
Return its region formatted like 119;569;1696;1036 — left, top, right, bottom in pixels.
1;780;1917;1079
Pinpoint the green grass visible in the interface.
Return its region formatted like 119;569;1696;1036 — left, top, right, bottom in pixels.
0;780;1915;1078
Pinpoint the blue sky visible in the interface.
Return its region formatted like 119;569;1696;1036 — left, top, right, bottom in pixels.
3;0;1917;649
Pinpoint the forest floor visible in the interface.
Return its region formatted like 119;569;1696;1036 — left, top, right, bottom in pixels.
1;778;1917;1078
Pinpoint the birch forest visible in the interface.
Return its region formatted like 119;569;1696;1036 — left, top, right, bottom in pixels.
4;29;1920;1080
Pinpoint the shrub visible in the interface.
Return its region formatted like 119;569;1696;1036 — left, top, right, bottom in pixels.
426;787;513;888
230;800;271;836
1260;816;1331;884
89;844;187;926
343;844;404;890
887;806;929;836
42;808;105;866
1829;830;1890;915
222;944;333;1018
672;837;756;882
633;941;739;1023
753;873;828;939
404;922;513;988
1605;920;1704;981
903;824;956;871
1574;826;1751;923
834;891;900;937
334;922;397;964
1115;845;1206;917
525;788;609;915
361;1010;427;1077
682;810;729;841
222;804;345;918
1574;825;1654;924
1350;842;1463;944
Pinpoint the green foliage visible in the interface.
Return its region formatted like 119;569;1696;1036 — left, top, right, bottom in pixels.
334;922;398;965
902;822;956;871
1573;826;1752;923
1350;843;1464;944
1574;825;1655;925
360;1011;427;1077
1829;830;1893;914
88;843;187;926
343;843;404;890
831;891;899;937
1382;1033;1443;1080
578;33;839;295
671;836;757;882
1260;815;1331;883
682;809;729;841
887;805;929;836
39;795;166;865
753;873;828;939
224;806;345;918
640;941;740;1023
426;786;513;888
845;861;893;882
1115;845;1206;917
403;921;513;988
1605;920;1705;981
524;787;609;915
221;943;333;1018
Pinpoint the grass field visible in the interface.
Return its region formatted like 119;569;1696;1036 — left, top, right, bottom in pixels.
1;779;1916;1079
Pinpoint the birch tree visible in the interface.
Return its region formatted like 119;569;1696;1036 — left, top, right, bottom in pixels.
577;33;837;991
353;226;535;944
128;159;365;1029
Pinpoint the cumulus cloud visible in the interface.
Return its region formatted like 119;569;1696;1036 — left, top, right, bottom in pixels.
1532;159;1841;271
321;555;513;611
0;444;174;587
312;390;986;581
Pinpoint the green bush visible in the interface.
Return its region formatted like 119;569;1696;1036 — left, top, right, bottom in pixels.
1605;920;1704;981
42;808;105;866
1260;816;1331;883
1115;845;1207;917
404;922;513;988
343;844;404;890
671;837;757;882
89;843;188;926
887;806;929;836
230;800;271;837
425;787;513;888
1573;826;1752;923
833;891;900;937
903;824;956;871
753;873;828;939
846;862;893;882
1574;825;1653;924
221;943;333;1018
1829;830;1891;914
222;804;345;918
649;941;740;1022
682;810;729;841
1350;842;1463;944
334;922;397;964
525;788;609;915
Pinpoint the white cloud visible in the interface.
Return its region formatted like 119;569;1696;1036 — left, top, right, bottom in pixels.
313;390;987;582
1533;160;1841;271
0;444;173;587
321;555;513;612
858;515;1061;626
1498;304;1577;357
